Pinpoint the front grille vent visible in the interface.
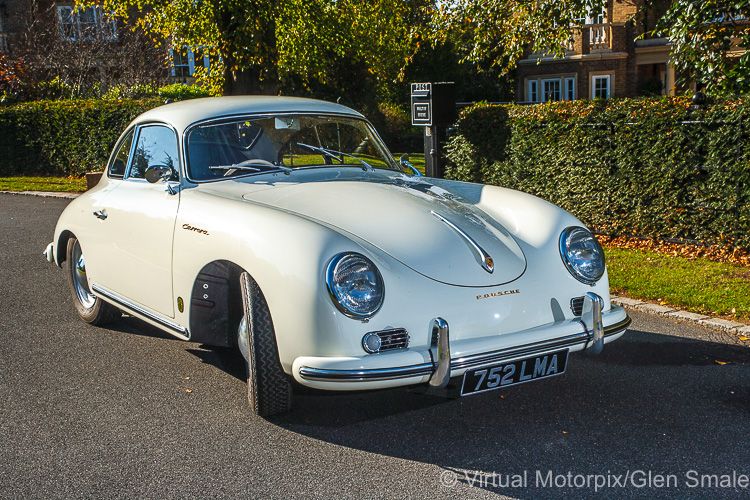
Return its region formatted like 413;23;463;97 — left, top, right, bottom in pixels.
378;328;410;351
570;296;585;316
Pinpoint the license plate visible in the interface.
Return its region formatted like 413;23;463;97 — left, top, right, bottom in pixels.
460;349;569;396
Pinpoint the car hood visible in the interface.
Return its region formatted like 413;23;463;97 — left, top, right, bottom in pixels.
229;174;526;286
232;176;526;287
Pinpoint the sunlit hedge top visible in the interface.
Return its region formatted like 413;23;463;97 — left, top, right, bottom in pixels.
445;97;750;251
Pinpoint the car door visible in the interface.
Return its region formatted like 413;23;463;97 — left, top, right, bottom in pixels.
89;123;181;318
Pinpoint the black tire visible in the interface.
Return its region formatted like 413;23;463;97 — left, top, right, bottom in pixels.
64;237;120;326
239;272;292;416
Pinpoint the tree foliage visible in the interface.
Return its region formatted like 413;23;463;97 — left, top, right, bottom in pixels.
651;0;750;95
432;0;606;76
100;0;426;96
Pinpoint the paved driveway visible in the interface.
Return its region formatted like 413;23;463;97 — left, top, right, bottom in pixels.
1;193;749;499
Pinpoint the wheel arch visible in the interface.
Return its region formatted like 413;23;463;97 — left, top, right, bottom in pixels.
55;230;75;267
188;259;246;347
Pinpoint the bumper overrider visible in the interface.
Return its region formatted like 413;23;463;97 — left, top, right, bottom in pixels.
294;293;630;390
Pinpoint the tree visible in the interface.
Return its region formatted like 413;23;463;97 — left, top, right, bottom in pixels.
431;0;607;77
101;0;426;96
651;0;750;95
12;2;168;99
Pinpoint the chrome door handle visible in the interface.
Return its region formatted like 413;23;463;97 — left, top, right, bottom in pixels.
93;210;107;220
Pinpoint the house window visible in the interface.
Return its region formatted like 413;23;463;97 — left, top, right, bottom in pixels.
528;80;538;102
586;6;607;24
542;79;562;102
592;75;610;99
171;47;211;78
171;48;191;77
57;6;116;42
565;77;576;100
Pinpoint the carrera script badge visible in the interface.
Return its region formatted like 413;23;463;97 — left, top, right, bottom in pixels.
183;224;209;235
476;289;520;301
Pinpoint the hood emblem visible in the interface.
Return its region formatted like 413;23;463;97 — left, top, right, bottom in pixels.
431;211;495;274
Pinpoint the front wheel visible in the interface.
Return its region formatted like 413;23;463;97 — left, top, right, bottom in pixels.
239;272;292;416
65;237;120;325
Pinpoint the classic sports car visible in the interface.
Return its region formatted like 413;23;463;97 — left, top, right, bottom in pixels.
45;96;630;416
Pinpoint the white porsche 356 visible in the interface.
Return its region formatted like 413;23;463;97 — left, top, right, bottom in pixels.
45;96;630;416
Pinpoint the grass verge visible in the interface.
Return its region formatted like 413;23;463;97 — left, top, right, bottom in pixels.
605;245;750;322
0;176;86;193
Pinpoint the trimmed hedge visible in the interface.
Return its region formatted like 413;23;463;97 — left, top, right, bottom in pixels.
0;99;162;177
445;97;750;251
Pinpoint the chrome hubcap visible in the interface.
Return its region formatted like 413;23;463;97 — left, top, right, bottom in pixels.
71;241;95;309
237;316;249;362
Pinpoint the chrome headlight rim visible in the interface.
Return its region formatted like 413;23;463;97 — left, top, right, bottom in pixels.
326;252;385;320
559;226;605;285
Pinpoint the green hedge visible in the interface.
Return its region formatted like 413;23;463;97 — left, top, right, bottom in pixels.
445;97;750;251
0;99;162;177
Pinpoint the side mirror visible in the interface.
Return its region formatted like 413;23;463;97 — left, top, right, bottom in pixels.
399;154;422;177
145;165;173;184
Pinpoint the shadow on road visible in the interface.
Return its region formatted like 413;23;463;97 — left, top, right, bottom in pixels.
259;327;750;497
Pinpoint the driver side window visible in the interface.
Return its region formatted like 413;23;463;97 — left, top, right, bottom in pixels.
128;125;180;181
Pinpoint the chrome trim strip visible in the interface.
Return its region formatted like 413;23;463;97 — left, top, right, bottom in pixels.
429;318;451;388
431;211;495;274
450;331;590;372
299;364;434;381
299;312;632;382
91;285;190;341
603;315;631;337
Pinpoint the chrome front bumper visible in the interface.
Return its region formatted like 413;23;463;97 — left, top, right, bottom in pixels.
297;295;630;386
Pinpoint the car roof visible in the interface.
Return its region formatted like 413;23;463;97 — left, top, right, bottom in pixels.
133;96;365;132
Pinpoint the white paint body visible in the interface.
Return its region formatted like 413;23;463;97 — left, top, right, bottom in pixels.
50;97;628;392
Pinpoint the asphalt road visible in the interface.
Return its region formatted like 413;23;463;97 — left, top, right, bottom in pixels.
2;193;750;499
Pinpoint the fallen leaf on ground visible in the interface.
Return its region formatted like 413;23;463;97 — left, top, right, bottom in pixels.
715;361;729;365
597;234;750;267
185;389;193;393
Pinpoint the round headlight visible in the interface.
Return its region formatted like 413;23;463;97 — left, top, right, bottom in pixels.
559;227;605;284
326;253;384;319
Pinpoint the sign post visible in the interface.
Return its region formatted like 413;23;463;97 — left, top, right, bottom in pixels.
410;82;456;178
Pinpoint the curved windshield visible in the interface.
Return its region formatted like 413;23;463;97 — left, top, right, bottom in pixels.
186;114;399;181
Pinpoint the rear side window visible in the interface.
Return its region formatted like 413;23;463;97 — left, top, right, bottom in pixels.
108;130;134;179
128;125;180;181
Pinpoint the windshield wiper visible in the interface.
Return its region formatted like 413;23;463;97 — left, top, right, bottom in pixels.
296;143;374;172
209;159;292;175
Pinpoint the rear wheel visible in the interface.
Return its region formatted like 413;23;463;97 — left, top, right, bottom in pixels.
239;272;292;416
65;237;120;325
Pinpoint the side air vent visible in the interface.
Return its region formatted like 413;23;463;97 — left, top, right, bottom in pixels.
570;296;585;316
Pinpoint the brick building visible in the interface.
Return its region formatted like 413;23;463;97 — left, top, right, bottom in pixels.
516;0;675;102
